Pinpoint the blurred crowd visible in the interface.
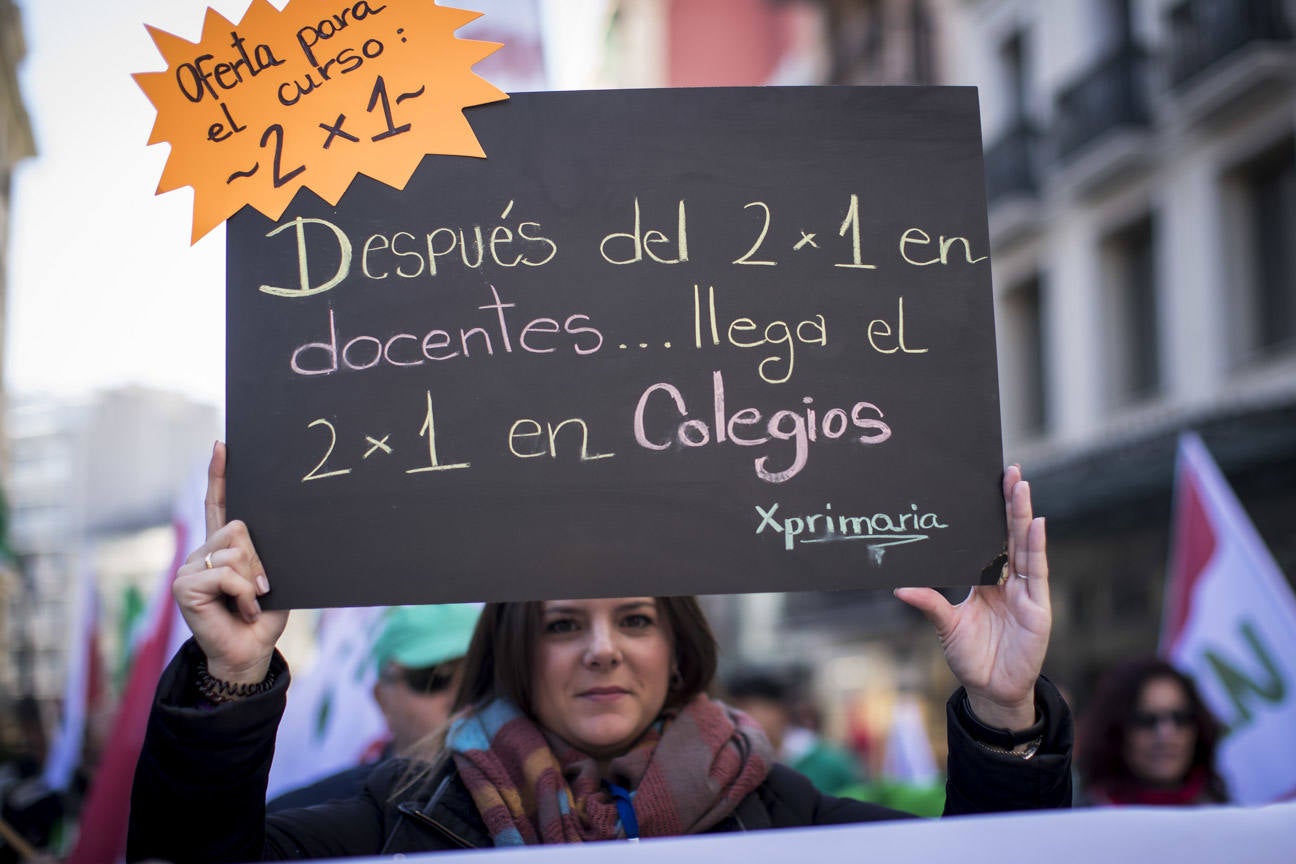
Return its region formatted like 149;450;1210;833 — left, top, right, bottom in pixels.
0;602;1238;861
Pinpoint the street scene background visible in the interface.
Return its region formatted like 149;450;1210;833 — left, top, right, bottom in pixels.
0;0;1294;856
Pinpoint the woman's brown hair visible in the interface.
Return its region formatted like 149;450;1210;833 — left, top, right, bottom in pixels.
452;596;717;715
1076;658;1228;802
399;596;717;785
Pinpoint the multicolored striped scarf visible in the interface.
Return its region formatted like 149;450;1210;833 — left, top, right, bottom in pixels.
446;695;773;845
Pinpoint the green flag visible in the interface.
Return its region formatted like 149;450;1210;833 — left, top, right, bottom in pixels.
0;484;14;563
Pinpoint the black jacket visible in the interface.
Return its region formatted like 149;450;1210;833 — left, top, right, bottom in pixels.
267;746;395;814
128;641;1072;862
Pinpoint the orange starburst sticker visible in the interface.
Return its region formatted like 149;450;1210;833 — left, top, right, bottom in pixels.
134;0;508;243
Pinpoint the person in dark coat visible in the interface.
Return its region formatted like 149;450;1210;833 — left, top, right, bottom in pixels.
128;446;1069;861
724;666;864;797
267;604;480;812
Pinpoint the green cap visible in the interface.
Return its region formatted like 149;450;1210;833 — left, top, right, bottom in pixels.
371;604;482;673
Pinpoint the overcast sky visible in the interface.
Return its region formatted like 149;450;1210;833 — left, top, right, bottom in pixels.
8;0;238;408
5;0;605;412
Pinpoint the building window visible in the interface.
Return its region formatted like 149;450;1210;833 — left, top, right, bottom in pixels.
1224;137;1296;364
1099;0;1135;47
1001;275;1048;438
910;0;934;83
1110;563;1152;624
1246;139;1296;356
999;29;1028;121
1100;215;1161;406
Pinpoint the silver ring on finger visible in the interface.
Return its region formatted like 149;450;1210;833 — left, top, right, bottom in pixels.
204;551;215;570
1014;571;1029;581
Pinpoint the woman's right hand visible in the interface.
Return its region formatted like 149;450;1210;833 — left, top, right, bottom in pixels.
173;442;288;684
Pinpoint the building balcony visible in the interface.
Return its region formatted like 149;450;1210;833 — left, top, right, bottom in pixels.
983;118;1043;248
1167;0;1293;88
1164;0;1296;126
1055;43;1151;164
984;118;1039;206
1051;44;1155;196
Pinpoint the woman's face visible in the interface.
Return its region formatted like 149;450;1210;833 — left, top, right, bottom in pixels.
1123;676;1197;786
530;597;674;758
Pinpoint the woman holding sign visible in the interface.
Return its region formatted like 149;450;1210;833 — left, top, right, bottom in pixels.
127;443;1068;860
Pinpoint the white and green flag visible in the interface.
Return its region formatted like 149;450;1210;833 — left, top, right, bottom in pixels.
1161;433;1296;804
266;606;389;799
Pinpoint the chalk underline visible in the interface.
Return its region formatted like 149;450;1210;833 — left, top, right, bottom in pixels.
799;533;929;548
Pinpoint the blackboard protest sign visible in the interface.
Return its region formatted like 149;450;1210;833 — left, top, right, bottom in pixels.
226;87;1007;609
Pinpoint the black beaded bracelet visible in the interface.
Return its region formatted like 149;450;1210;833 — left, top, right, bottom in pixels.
196;658;277;704
970;735;1043;761
957;690;1045;749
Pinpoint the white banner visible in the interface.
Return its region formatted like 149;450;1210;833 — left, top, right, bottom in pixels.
326;801;1296;864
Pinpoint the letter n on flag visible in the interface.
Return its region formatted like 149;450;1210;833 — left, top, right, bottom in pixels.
1159;432;1296;804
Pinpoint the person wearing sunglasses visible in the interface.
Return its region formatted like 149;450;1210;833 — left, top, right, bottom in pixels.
267;604;481;811
1076;658;1228;805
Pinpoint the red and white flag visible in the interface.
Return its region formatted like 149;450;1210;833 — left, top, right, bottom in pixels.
1160;432;1296;804
65;471;200;863
43;560;101;792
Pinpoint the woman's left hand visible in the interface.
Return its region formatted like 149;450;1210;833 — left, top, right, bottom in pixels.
895;465;1050;731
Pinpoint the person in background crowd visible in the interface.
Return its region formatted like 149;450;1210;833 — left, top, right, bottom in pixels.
836;693;949;819
1076;658;1228;806
725;667;862;797
0;697;65;862
127;449;1069;859
268;604;480;811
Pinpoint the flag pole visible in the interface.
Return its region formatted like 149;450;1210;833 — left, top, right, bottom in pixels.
0;816;39;861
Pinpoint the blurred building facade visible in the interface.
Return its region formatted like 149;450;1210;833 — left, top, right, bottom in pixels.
959;0;1296;693
596;0;1296;739
0;0;33;448
601;0;945;88
2;389;219;740
0;0;35;755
